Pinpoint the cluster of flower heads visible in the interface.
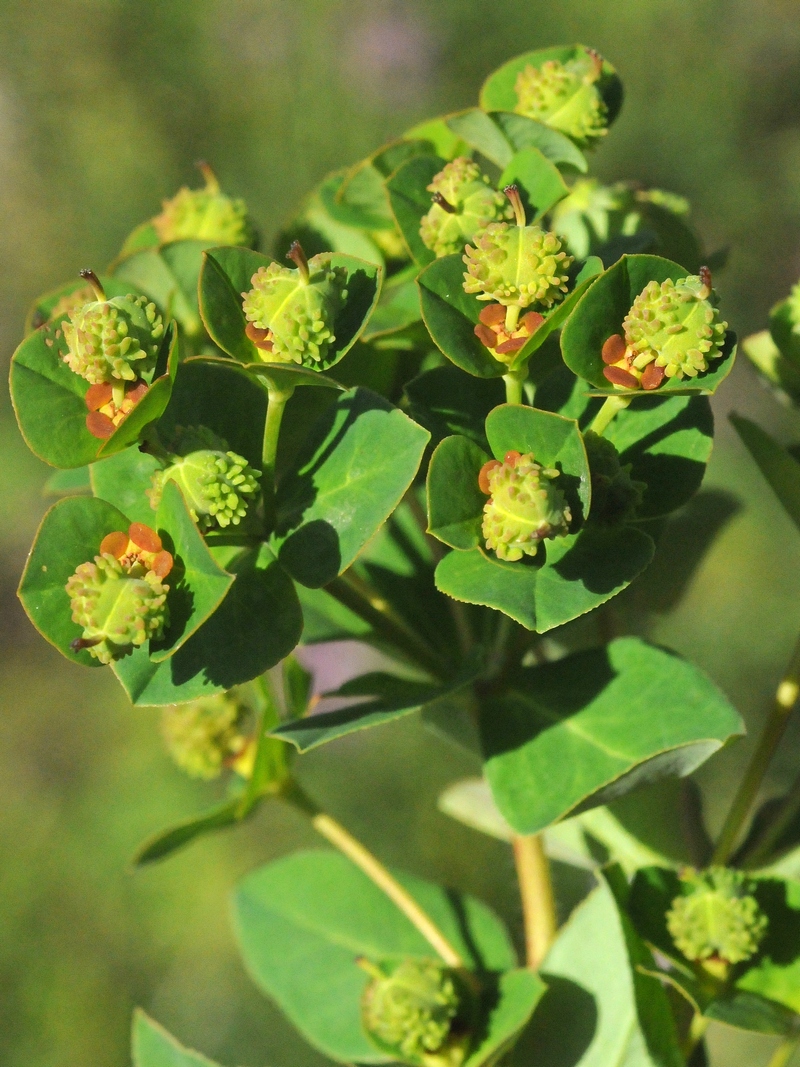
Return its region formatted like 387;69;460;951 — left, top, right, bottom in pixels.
514;49;609;149
242;243;348;366
463;221;572;311
161;691;253;779
66;523;173;665
666;867;768;968
602;269;727;390
479;450;572;562
419;157;513;259
62;289;164;386
153;163;254;247
360;958;471;1067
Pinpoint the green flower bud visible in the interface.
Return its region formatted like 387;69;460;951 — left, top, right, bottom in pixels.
161;692;251;779
66;553;169;665
463;221;572;310
480;451;572;562
361;959;470;1067
61;291;164;386
149;449;261;530
666;867;768;966
583;431;644;525
514;50;609;149
419;157;512;258
621;272;727;382
241;246;348;366
153;163;254;246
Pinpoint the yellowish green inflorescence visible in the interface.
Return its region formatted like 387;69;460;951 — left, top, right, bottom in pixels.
61;292;164;385
480;451;572;562
514;49;609;149
153;164;254;246
242;250;348;366
360;958;470;1067
666;867;768;967
149;448;261;531
161;692;252;780
419;157;513;258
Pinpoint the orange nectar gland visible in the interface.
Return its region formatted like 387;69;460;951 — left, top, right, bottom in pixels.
473;303;544;365
66;523;173;665
84;379;149;439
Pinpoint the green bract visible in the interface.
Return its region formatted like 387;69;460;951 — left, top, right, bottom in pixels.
481;451;572;561
463;222;572;310
149;449;261;530
666;868;768;967
513;49;609;148
161;691;251;779
62;293;164;385
419;157;512;258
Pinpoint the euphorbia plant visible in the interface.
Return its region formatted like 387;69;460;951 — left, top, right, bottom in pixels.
12;42;800;1067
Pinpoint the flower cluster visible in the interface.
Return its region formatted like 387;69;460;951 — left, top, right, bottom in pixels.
666;867;768;967
161;691;252;779
149;447;261;531
479;450;572;562
419;157;512;258
514;49;609;148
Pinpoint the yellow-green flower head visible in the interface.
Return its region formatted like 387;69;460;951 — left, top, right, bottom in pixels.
361;959;467;1067
241;248;348;366
153;163;254;246
149;449;261;531
419;157;513;258
480;451;572;562
514;50;609;149
66;553;169;665
622;271;727;381
161;692;250;779
666;867;768;966
583;431;644;525
463;220;572;309
61;290;164;386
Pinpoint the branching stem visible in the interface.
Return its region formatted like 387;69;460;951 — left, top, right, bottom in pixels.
712;629;800;865
285;782;464;968
513;835;556;969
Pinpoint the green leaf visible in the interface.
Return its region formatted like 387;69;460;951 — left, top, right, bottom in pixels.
742;329;800;404
519;875;682;1067
149;481;234;662
405;365;504;449
273;666;479;752
403;116;469;160
629;867;800;1034
361;267;422;341
233;849;517;1064
498;146;569;221
561;254;737;395
490;112;588;173
731;414;800;534
198;246;382;370
296;583;373;643
770;296;800;365
427;436;491;549
445;109;516;168
10;315;178;469
90;447;161;525
385;154;443;267
479;45;624;130
43;466;91;498
17;495;132;666
271;387;429;587
118;219;160;257
132;1009;222;1067
133;797;242;866
113;239;211;337
113;544;302;705
481;637;744;835
466;970;545;1067
25;273;141;333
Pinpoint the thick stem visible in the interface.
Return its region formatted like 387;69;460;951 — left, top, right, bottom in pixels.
590;394;632;436
712;630;800;866
285;782;464;967
261;384;293;528
503;368;526;406
325;572;446;679
513;835;557;969
768;1037;800;1067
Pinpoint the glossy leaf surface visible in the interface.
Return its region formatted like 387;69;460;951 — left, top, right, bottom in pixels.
113;239;209;337
385;154;443;266
731;414;800;535
132;1009;222;1067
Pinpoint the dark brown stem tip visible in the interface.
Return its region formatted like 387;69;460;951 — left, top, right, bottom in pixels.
503;185;527;227
79;269;106;301
70;635;102;653
195;160;220;193
432;191;457;214
699;265;712;292
287;240;311;282
586;47;604;81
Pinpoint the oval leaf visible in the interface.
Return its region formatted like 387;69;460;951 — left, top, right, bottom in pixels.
132;1009;222;1067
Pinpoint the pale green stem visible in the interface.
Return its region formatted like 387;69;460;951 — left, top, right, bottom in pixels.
284;781;464;967
503;368;527;406
712;629;800;865
682;1013;708;1060
768;1037;800;1067
590;394;632;436
513;835;557;969
111;382;126;410
504;304;521;333
261;384;293;527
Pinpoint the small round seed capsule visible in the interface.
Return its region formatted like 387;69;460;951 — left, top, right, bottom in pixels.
419;157;513;258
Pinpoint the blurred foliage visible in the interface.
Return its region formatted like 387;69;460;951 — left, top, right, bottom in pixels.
4;2;800;1065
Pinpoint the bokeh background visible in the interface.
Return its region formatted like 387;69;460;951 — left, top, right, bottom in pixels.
4;2;800;1065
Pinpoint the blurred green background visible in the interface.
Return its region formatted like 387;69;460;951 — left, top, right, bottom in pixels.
4;2;800;1065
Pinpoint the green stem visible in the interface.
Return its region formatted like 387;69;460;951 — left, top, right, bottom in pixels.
487;613;514;679
325;572;446;679
261;384;293;527
284;781;465;967
513;835;557;968
590;394;632;436
768;1037;800;1067
681;1014;708;1061
503;367;527;406
711;630;800;865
